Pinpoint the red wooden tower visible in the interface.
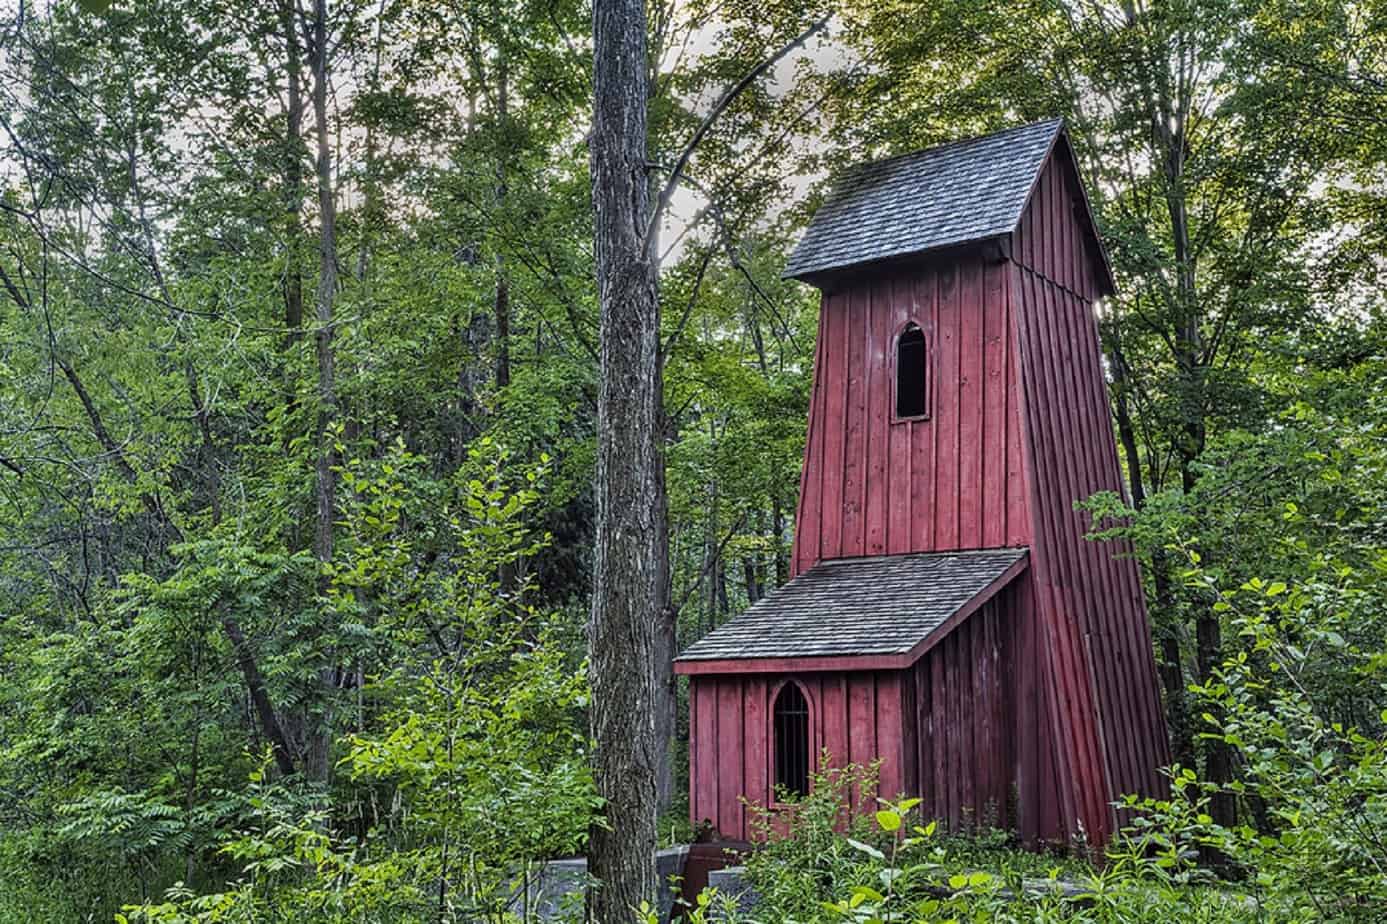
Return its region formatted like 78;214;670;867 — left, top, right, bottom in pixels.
674;119;1170;848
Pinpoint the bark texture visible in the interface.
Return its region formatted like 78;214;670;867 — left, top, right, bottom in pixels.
587;0;661;917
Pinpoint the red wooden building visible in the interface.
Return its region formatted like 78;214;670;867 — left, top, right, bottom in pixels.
674;119;1170;848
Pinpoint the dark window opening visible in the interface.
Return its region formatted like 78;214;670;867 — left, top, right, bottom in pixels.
896;324;928;418
773;682;810;799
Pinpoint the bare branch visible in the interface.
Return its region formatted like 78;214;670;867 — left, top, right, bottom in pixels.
661;247;714;361
672;510;749;618
645;15;830;245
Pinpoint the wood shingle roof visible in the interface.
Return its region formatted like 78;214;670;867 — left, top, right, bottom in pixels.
676;548;1028;665
783;119;1063;282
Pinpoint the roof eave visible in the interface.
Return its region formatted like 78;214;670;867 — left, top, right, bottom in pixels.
674;651;917;675
782;235;1014;291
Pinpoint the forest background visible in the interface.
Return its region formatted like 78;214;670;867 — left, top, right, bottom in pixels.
0;0;1385;920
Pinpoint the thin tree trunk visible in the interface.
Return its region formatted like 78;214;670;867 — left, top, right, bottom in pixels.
1107;332;1192;768
588;0;661;914
223;616;300;777
1160;101;1234;828
280;0;305;344
1153;559;1194;768
53;351;299;777
307;0;339;784
275;3;308;558
355;0;386;282
716;560;729;618
772;496;787;585
494;49;512;392
494;46;518;594
703;459;719;631
653;401;677;817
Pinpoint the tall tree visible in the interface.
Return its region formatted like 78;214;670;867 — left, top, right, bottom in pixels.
587;0;663;917
305;0;341;782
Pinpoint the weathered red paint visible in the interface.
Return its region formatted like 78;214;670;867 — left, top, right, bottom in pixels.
1009;144;1172;836
792;257;1030;575
685;130;1169;850
689;669;910;842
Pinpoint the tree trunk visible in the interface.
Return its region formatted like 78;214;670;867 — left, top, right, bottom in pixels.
355;0;386;283
772;496;787;586
307;0;339;784
277;1;309;556
1162;106;1234;828
494;47;518;593
280;0;305;345
53;349;299;777
1106;332;1191;767
1153;559;1194;768
743;559;761;604
494;49;512;392
703;465;719;632
587;0;661;915
653;401;677;817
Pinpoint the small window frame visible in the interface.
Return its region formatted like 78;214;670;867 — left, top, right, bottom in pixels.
768;679;814;806
893;321;930;422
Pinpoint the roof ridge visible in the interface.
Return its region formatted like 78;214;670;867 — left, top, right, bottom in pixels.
836;118;1062;177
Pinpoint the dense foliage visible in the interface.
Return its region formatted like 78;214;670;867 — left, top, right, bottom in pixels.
0;0;1384;921
727;769;1265;923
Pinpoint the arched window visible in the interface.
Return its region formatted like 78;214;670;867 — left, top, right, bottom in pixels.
773;682;810;799
896;323;928;419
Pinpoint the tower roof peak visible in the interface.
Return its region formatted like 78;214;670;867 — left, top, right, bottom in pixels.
785;119;1113;294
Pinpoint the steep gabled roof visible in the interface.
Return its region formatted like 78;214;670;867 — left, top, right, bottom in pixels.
674;548;1028;671
783;119;1111;292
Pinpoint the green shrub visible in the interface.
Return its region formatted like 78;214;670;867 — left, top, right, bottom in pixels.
730;767;1261;923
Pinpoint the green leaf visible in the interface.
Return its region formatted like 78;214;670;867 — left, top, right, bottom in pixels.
875;809;901;832
846;838;886;861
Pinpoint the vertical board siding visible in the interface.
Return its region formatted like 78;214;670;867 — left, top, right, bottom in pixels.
692;678;718;835
909;592;1017;832
716;679;744;838
742;676;768;831
820;293;848;562
1015;262;1110;844
959;262;985;546
689;670;908;842
791;255;1030;575
1011;152;1172;841
886;276;913;553
936;265;960;551
793;305;829;571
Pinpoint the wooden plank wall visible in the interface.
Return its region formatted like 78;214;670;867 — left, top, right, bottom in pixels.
1004;572;1065;845
1010;145;1173;843
687;588;1054;843
688;670;907;842
791;255;1029;576
902;590;1024;834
